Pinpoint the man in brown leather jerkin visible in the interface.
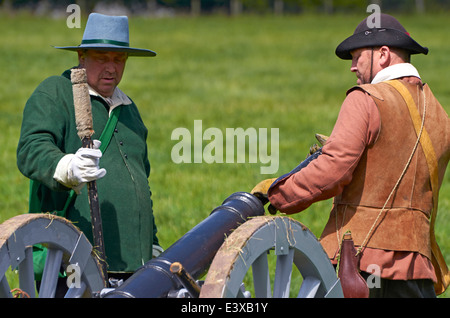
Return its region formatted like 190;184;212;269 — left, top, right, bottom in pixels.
267;14;450;297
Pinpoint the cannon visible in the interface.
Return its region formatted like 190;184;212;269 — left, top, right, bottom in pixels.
104;191;265;298
0;190;343;298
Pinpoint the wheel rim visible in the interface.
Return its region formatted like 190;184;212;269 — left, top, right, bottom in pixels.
200;216;343;298
0;213;105;298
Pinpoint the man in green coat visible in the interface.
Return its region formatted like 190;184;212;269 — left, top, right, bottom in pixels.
17;13;162;291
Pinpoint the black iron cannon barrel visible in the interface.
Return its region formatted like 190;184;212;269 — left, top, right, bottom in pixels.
104;192;265;298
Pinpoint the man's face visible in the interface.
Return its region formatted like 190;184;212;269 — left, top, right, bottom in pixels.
78;50;128;97
350;47;380;85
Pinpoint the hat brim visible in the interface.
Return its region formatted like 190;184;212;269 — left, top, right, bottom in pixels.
54;44;157;57
335;28;428;60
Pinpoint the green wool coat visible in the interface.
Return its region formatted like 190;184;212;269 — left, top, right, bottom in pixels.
17;69;159;273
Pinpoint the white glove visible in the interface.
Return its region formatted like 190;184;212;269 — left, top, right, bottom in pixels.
152;245;164;258
54;140;106;193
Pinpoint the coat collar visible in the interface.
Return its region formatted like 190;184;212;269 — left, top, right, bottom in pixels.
88;85;132;112
371;63;421;84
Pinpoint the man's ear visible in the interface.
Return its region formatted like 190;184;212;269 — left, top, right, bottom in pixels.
77;50;86;67
378;46;391;68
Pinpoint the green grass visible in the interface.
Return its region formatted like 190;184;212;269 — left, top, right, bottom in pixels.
0;12;449;298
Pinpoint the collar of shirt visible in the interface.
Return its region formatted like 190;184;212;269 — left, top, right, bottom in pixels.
88;85;132;113
371;63;421;84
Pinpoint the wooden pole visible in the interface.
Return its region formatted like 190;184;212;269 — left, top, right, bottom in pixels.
71;68;108;287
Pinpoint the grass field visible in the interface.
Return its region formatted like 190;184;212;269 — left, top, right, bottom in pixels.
0;11;449;298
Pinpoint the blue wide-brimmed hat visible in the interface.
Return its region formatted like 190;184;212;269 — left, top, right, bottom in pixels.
55;13;156;57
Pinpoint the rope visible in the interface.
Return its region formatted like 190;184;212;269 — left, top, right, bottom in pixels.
335;205;347;253
11;288;30;298
356;85;426;256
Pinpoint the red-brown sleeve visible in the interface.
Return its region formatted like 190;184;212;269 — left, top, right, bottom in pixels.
268;89;380;214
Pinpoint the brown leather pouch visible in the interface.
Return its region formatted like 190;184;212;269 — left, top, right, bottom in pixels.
338;232;369;298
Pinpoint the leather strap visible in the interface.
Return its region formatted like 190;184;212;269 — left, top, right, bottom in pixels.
98;106;121;153
386;79;449;295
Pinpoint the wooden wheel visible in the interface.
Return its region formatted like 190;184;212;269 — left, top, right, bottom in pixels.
200;216;343;298
0;213;105;298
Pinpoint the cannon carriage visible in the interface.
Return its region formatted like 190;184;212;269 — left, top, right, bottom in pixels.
0;191;344;298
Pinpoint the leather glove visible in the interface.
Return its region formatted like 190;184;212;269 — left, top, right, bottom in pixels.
251;178;276;204
54;140;106;193
251;178;278;214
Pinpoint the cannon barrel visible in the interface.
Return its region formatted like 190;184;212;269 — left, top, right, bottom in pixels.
104;192;265;298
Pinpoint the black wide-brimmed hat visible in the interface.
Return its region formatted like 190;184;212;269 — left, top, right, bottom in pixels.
335;13;428;60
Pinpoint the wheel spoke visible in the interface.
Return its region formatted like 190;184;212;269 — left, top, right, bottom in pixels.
273;248;294;298
18;246;36;298
39;248;63;298
0;275;12;298
297;276;321;298
65;281;87;298
252;251;271;298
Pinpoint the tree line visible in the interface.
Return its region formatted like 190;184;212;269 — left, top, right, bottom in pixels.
1;0;449;16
